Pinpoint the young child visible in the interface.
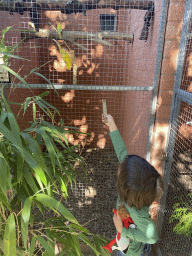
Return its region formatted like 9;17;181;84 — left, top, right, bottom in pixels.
103;115;163;256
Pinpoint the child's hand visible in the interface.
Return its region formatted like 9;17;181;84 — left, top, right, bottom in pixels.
113;213;123;233
102;114;117;132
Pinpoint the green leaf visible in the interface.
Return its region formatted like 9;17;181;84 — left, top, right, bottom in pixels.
60;48;72;70
7;100;23;106
57;23;62;36
0;121;23;159
55;173;68;198
0;238;4;253
21;132;47;187
93;235;111;256
32;102;36;122
38;127;56;173
4;213;16;256
0;88;13;113
0;64;30;89
33;98;52;119
35;194;78;224
38;98;60;116
69;224;89;235
53;40;72;70
0;191;11;210
29;237;36;256
23;168;39;194
7;112;22;145
29;22;36;29
23;97;32;116
69;232;81;256
32;71;59;96
38;91;50;98
77;233;99;255
21;197;33;249
1;26;12;39
41;120;68;145
0;154;9;196
36;235;55;256
0;52;30;61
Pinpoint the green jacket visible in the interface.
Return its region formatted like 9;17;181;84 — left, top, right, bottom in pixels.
109;130;158;256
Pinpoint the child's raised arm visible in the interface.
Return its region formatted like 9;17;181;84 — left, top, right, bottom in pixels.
103;114;128;163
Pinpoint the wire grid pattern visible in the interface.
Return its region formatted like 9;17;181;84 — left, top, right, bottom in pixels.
0;0;161;87
158;4;192;255
159;102;192;256
180;13;192;92
0;0;162;239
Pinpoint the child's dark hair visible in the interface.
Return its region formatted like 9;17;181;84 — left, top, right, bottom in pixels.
117;155;163;210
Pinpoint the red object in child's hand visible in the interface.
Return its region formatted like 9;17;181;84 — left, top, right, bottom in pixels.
103;207;135;253
113;208;134;229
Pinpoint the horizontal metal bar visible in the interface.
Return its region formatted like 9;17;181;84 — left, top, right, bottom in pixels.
4;83;154;91
176;89;192;105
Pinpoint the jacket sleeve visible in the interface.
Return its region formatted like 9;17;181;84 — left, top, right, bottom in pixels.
121;218;159;244
109;129;128;163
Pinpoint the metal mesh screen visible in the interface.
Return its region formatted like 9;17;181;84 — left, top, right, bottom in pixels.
0;0;163;239
159;3;192;255
159;102;192;256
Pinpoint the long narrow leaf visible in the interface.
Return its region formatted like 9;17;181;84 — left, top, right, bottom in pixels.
0;52;30;61
33;98;52;119
29;237;36;256
78;233;100;255
1;26;12;39
0;154;9;196
93;235;111;256
55;173;68;198
16;154;24;183
38;91;50;98
32;102;36;122
0;191;11;210
35;194;78;224
71;233;82;256
39;98;60;115
0;64;30;89
21;132;47;186
7;112;22;146
38;127;56;173
0;238;4;253
23;97;32;116
19;143;48;188
21;196;33;249
4;213;16;256
36;235;55;256
32;71;59;96
23;168;39;194
0;88;13;114
69;224;89;235
0;111;8;123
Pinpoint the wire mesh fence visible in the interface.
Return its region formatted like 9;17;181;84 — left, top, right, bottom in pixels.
0;0;176;244
158;2;192;255
159;102;192;256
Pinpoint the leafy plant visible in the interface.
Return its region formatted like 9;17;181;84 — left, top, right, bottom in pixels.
169;193;192;237
0;26;26;65
0;27;110;255
53;23;77;85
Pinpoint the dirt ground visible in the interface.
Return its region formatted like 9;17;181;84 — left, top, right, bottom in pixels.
62;147;119;239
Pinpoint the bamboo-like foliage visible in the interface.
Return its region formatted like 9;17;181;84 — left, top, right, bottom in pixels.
0;27;110;256
169;193;192;237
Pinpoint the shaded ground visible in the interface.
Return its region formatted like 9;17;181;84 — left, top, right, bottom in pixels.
62;147;119;239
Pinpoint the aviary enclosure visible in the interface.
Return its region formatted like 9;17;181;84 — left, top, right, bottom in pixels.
0;0;191;255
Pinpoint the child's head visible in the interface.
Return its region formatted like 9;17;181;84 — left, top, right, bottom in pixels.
117;155;163;210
